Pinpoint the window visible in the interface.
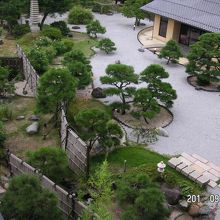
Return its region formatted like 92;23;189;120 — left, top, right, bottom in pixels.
159;17;168;38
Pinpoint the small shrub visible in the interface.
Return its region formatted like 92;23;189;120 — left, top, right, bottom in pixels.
0;105;13;120
96;38;116;54
92;3;111;14
34;37;53;47
179;181;194;197
54;39;74;55
42;46;57;62
50;21;70;36
27;48;49;74
86;20;106;38
12;24;30;37
68;6;93;25
197;75;210;86
42;26;62;40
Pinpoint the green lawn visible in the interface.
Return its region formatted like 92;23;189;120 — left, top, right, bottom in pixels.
91;146;203;195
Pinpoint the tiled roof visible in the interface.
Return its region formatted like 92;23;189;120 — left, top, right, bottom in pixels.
141;0;220;32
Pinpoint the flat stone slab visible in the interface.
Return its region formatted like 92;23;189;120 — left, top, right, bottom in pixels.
194;160;211;171
181;152;197;163
203;171;219;182
209;169;220;178
181;166;195;176
178;156;192;166
208;180;217;188
190;164;205;173
168;158;182;168
189;171;203;181
207;162;220;173
196;175;210;186
192;154;208;164
176;163;188;171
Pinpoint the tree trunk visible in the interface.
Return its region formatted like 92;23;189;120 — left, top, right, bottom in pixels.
167;57;170;65
40;12;49;30
121;93;126;115
135;17;140;26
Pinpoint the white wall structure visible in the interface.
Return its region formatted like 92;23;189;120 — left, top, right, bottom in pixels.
30;0;40;32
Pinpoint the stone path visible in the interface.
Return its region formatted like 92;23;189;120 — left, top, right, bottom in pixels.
15;81;35;98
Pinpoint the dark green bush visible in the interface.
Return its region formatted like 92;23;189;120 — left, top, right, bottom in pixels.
197;75;210;86
42;26;62;40
51;21;70;36
92;3;111;14
34;37;53;47
12;24;30;37
54;39;74;55
68;6;93;25
42;46;57;63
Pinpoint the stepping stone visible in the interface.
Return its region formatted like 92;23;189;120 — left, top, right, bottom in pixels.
190;164;205;173
16;116;25;120
189;171;203;181
191;154;208;164
207;162;220;173
194;161;211;171
168;158;182;168
208;180;217;188
203;171;219;182
178;156;192;166
181;166;195;176
176;163;188;171
209;169;220;178
181;152;197;163
196;175;210;186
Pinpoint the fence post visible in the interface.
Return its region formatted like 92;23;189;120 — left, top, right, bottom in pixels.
65;125;70;151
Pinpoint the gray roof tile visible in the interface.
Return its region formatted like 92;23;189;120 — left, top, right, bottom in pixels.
141;0;220;32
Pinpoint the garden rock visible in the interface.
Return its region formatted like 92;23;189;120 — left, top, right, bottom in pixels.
0;39;3;45
0;176;9;185
179;199;189;211
72;26;80;29
1;118;8;122
28;115;40;121
138;48;145;52
26;122;39;134
156;127;169;137
161;185;181;205
0;186;6;199
16;116;25;120
91;87;106;98
199;206;212;215
188;204;200;217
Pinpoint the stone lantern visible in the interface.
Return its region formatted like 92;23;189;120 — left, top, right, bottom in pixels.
30;0;40;32
157;161;166;173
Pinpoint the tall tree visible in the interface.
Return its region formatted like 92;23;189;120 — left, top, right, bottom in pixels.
140;64;177;107
100;64;138;114
186;32;220;86
74;108;123;177
38;0;72;29
122;0;152;26
0;174;63;220
36;68;76;118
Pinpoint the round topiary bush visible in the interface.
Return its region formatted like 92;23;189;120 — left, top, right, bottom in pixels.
54;39;74;55
68;6;93;25
50;21;70;36
42;26;62;40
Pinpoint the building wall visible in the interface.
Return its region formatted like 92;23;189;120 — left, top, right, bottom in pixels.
153;15;181;42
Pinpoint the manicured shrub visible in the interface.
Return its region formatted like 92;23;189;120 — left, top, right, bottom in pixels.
197;75;210;86
96;38;117;54
92;3;111;14
27;48;49;74
42;26;62;40
68;6;93;25
54;39;74;55
86;20;106;38
34;36;53;47
12;24;30;37
50;21;70;36
42;46;57;63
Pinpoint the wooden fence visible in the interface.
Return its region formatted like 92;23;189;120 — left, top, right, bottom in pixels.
8;152;87;220
16;44;39;95
0;57;23;72
61;107;87;174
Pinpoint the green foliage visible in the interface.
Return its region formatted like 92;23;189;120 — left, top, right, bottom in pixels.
34;36;53;47
27;48;49;74
54;39;74;55
36;68;76;114
186;33;220;85
0;174;63;220
12;24;30;37
0;66;15;97
67;61;92;89
133;88;161;123
0;104;13;121
100;64;138;114
96;38;117;54
86;20;106;38
179;181;195;197
92;2;112;14
140;64;177;107
42;26;63;40
0;121;6;148
116;172;169;220
75;108;123;152
26;147;69;185
122;0;152;25
68;6;93;25
43;46;57;62
51;21;70;36
158;40;183;64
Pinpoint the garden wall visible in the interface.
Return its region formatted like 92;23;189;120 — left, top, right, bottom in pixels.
8;152;87;220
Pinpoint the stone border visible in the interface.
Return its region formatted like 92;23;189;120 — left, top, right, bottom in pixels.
113;105;174;130
187;76;220;93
